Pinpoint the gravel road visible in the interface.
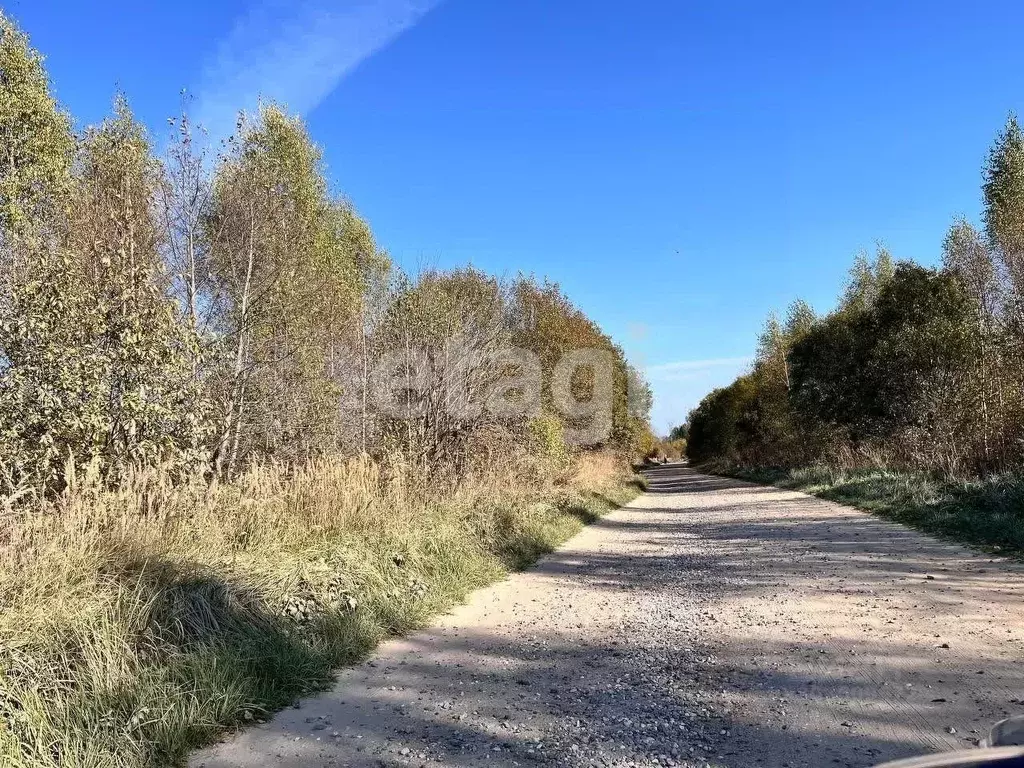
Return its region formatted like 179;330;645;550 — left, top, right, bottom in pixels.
191;465;1024;768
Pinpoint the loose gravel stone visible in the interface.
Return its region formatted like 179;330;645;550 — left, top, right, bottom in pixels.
192;466;1024;768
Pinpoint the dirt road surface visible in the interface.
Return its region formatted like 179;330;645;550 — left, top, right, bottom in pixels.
192;466;1024;768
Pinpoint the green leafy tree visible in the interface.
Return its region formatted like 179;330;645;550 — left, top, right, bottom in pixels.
982;115;1024;441
668;423;689;441
984;115;1024;301
866;265;974;439
71;100;209;472
622;364;655;457
789;264;975;465
784;299;816;342
756;312;788;389
1;99;208;488
840;245;894;315
0;11;73;235
370;266;511;473
942;217;1003;467
510;276;635;447
685;376;758;465
208;105;374;471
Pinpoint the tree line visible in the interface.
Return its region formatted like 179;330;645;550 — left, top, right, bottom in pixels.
0;12;653;496
686;114;1024;479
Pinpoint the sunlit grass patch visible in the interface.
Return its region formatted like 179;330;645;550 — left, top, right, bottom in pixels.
717;463;1024;555
0;453;641;768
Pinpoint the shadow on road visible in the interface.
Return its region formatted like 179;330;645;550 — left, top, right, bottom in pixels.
196;465;1024;768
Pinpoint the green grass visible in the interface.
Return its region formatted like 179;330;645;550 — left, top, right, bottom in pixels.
711;462;1024;555
0;455;640;768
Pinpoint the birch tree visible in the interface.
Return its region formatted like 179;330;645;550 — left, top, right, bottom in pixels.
208;105;370;471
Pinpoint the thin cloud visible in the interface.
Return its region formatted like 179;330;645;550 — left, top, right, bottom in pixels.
646;356;752;382
194;0;439;140
647;356;752;432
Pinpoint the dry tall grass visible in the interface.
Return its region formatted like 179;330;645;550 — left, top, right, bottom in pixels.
0;451;638;768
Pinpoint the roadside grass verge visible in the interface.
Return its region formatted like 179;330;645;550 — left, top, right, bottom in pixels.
0;453;640;768
704;461;1024;555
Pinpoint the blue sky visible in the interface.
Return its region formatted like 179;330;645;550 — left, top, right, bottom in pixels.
13;0;1024;432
